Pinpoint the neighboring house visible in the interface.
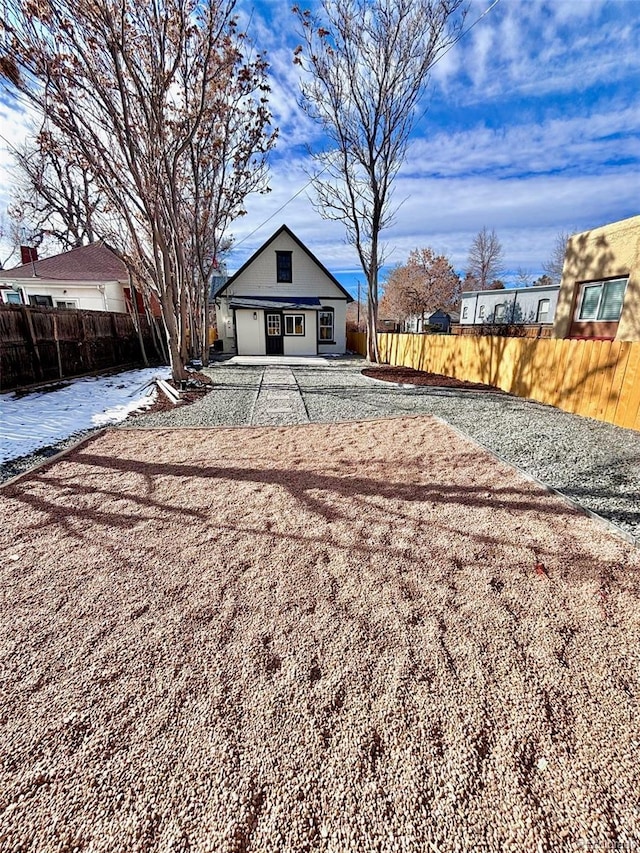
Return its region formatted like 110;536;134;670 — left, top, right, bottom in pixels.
553;214;640;341
214;224;353;356
459;283;560;326
402;308;459;333
0;242;131;313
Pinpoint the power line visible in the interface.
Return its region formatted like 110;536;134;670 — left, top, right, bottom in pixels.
233;0;502;251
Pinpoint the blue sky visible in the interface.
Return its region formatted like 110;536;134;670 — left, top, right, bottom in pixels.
1;0;639;298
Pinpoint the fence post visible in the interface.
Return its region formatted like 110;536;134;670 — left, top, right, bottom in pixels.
52;313;63;379
21;305;44;381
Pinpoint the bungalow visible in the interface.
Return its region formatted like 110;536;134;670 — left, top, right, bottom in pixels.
0;242;134;313
552;214;640;341
214;225;353;356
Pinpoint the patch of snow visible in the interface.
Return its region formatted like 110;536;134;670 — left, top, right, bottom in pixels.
0;367;169;464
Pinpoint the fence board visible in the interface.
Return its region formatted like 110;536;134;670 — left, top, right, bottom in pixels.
614;344;640;429
1;305;152;391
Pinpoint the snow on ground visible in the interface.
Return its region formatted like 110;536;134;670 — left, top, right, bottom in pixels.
0;367;169;464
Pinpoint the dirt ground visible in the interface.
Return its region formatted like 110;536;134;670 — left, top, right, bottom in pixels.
1;416;639;853
362;365;502;391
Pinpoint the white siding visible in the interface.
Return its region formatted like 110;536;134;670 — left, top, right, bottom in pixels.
236;309;265;355
9;279;127;313
282;310;317;355
226;231;348;301
459;286;560;325
215;297;236;353
317;299;346;354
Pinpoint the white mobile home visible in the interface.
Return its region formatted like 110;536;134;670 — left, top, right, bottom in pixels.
459;283;560;326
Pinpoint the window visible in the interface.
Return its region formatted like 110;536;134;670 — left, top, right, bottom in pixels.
462;306;468;319
266;314;281;336
578;278;628;322
495;303;505;322
56;300;78;309
284;314;304;335
4;291;22;304
479;304;486;319
276;251;292;283
29;294;53;307
536;299;550;323
318;309;334;341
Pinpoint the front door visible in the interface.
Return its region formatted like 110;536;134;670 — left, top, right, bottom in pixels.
265;312;284;355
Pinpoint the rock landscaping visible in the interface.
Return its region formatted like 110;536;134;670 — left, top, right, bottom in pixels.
1;417;639;852
362;365;502;391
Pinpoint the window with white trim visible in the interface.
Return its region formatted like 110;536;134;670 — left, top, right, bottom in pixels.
479;304;486;319
495;303;505;322
56;300;78;309
536;299;550;322
318;308;334;341
578;278;628;322
276;251;292;283
29;294;53;307
3;291;22;304
462;306;468;319
284;314;305;335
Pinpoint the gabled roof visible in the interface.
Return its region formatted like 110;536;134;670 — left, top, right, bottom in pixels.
0;242;128;282
217;224;354;302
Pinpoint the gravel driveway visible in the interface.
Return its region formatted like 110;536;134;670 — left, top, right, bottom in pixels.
126;357;640;543
1;418;639;852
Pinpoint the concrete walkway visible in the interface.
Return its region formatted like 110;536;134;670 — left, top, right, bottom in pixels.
250;366;309;426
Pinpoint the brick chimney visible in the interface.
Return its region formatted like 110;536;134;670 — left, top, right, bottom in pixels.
20;246;38;265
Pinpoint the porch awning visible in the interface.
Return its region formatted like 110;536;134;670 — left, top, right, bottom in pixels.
228;296;322;310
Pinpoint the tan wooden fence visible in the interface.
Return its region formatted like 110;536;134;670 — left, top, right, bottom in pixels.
347;330;640;432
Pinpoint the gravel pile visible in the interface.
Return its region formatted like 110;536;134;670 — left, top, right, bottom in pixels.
1;419;639;852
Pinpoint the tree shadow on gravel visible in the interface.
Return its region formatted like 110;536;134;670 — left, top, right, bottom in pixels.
70;450;579;520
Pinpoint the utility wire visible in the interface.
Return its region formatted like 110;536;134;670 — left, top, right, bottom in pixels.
233;0;502;250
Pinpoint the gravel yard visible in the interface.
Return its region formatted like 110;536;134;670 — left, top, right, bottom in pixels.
1;417;639;852
3;357;639;541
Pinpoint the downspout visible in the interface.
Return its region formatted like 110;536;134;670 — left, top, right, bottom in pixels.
472;293;480;324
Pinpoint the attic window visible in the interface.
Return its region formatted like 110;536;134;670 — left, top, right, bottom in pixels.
276;251;292;283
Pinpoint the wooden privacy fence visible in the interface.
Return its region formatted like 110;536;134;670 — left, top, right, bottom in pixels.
1;305;153;391
346;330;640;432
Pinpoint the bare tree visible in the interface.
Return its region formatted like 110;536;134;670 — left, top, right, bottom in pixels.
1;0;275;382
543;229;572;283
186;67;275;365
515;267;534;288
381;247;461;330
293;0;465;361
466;227;504;290
9;132;100;251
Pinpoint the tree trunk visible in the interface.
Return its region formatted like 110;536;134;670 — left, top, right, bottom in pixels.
161;284;189;383
129;275;149;368
202;283;210;367
366;267;380;363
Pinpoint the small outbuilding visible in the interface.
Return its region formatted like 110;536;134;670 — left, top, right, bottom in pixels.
213;225;353;356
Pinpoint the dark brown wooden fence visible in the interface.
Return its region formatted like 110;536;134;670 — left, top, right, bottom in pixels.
0;305;154;391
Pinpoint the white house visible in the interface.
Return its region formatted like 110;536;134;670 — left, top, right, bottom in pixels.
459;283;560;326
0;242;130;312
214;224;353;356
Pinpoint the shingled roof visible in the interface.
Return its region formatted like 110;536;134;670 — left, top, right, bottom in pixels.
0;242;127;282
